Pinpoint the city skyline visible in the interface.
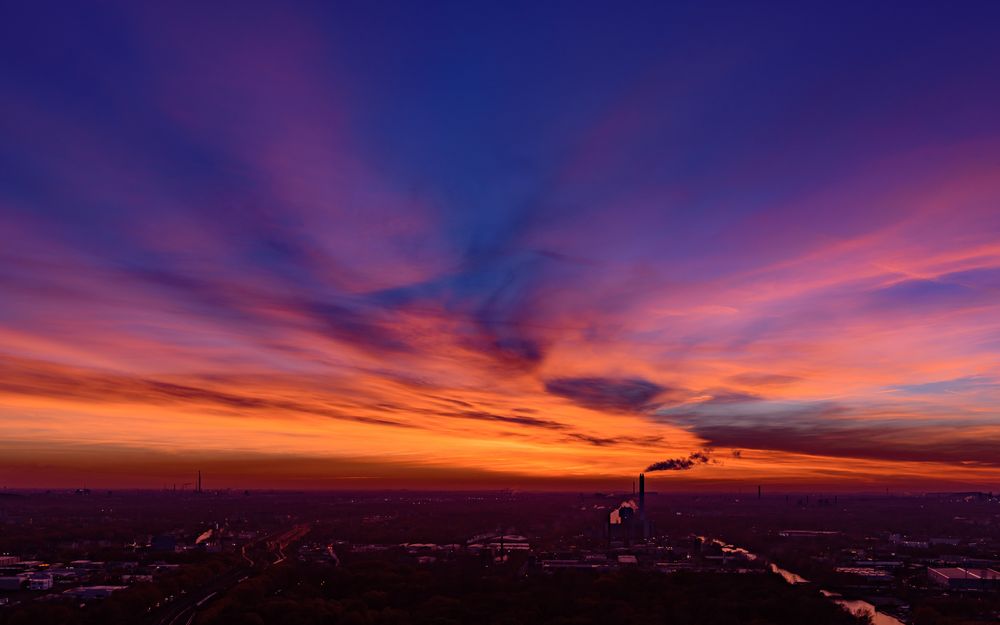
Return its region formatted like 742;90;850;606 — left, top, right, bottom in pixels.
3;2;1000;490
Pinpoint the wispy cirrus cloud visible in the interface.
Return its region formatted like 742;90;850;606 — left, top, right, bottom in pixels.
889;376;999;396
2;1;1000;487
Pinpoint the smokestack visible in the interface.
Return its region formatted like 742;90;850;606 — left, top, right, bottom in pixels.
197;470;202;494
639;473;645;519
639;473;647;540
758;485;761;500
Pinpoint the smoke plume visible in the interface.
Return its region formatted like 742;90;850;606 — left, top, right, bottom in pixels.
645;451;712;472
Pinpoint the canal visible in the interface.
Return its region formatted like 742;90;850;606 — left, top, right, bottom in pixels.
769;563;905;625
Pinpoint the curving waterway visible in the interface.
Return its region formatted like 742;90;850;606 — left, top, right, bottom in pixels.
769;564;905;625
699;538;905;624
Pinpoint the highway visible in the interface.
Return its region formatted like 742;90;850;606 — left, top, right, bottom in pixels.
268;524;310;566
150;524;310;625
153;567;246;625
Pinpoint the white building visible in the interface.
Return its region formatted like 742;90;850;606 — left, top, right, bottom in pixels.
28;573;53;590
928;567;1000;590
63;586;127;600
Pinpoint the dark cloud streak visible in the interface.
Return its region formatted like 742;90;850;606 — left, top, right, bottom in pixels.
545;376;667;412
0;356;418;429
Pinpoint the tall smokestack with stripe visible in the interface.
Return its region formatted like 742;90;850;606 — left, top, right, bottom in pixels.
639;473;645;521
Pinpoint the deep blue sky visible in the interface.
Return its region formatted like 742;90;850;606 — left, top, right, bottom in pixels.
2;1;1000;487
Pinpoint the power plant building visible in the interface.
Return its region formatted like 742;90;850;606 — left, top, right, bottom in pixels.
606;473;652;546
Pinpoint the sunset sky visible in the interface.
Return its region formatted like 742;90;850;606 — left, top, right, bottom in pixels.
2;2;1000;490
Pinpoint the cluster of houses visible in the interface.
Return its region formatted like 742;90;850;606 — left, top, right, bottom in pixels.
0;553;180;604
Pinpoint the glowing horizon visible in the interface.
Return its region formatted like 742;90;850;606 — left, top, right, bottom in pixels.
3;2;1000;490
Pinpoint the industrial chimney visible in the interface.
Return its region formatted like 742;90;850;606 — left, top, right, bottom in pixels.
638;473;648;540
638;473;645;520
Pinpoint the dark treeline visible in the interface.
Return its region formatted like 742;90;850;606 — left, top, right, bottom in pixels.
0;560;869;625
194;561;865;625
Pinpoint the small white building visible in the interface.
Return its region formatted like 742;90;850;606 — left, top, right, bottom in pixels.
63;586;126;600
28;573;53;590
121;574;154;584
928;567;1000;590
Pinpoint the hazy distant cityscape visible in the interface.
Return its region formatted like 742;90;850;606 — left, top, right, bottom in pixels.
2;480;999;624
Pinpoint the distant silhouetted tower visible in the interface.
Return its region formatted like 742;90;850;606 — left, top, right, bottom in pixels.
638;473;648;540
638;473;645;519
197;470;202;494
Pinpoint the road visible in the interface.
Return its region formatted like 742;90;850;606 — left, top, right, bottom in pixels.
152;566;247;625
151;524;310;625
267;524;310;566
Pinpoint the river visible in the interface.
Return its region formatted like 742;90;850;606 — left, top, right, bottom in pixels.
769;563;905;625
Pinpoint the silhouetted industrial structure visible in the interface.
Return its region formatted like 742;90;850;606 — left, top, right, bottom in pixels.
606;473;652;547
